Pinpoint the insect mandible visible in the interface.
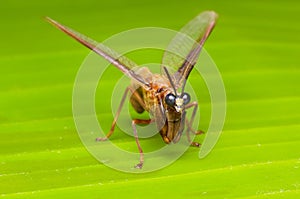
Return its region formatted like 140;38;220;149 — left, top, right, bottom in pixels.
46;11;217;169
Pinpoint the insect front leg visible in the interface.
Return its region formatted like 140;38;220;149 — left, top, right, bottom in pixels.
95;87;130;141
131;119;152;169
184;101;204;147
96;86;145;141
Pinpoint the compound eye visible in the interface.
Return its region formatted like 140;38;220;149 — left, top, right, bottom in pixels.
165;93;176;106
182;93;190;105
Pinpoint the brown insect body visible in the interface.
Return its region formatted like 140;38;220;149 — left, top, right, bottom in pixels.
46;11;217;168
129;67;184;144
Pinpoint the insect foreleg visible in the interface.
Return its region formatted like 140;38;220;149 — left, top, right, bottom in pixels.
184;101;204;147
132;119;152;169
96;86;142;141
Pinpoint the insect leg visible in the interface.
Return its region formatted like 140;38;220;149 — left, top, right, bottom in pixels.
96;87;131;141
185;101;204;134
96;86;147;142
132;119;152;169
184;101;204;147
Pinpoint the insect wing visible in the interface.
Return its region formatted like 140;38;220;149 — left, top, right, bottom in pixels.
161;11;217;87
46;17;150;88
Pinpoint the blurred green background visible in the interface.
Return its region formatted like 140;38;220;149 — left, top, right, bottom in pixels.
0;0;299;198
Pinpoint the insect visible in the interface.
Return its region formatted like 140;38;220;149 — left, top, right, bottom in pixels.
46;11;217;169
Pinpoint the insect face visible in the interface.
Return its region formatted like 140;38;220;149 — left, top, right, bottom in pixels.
165;92;191;112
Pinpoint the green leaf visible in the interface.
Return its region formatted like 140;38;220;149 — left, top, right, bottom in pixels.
1;0;299;198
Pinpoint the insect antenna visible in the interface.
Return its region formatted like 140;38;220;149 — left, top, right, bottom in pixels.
163;67;177;96
180;77;187;97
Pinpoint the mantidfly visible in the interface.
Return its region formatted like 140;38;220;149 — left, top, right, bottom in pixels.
46;11;217;168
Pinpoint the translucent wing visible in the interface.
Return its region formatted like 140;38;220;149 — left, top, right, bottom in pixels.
161;11;217;87
46;17;150;88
